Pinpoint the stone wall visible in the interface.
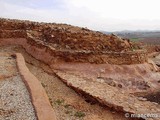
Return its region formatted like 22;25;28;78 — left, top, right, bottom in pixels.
0;18;148;65
0;18;141;52
0;37;147;65
0;30;26;38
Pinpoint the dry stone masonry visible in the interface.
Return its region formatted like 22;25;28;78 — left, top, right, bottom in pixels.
0;18;147;64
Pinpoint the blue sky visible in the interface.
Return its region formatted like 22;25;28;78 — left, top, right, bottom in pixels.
0;0;160;31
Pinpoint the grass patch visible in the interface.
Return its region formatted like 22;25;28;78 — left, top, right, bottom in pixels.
74;111;85;118
64;104;71;108
55;99;64;105
130;38;140;41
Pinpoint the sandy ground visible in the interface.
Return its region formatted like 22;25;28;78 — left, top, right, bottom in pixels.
0;53;36;120
0;45;133;120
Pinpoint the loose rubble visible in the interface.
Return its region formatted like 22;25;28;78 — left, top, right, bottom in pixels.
0;18;147;65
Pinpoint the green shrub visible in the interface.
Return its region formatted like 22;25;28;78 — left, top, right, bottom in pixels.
74;111;85;118
55;99;64;105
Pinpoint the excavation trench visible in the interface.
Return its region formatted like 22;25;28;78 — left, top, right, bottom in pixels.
1;44;160;120
0;45;131;120
1;39;159;119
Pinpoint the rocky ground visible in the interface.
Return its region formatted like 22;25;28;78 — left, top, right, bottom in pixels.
152;53;160;67
0;53;36;120
52;61;160;95
0;45;132;120
55;70;160;119
0;18;141;52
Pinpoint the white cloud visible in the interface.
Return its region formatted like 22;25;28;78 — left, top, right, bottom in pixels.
0;0;160;31
68;0;160;19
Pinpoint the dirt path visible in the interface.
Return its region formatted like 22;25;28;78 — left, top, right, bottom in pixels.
0;45;130;120
0;53;36;120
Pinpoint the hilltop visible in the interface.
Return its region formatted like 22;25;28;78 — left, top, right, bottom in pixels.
0;18;140;52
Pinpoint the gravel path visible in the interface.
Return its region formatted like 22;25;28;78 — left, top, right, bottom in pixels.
0;53;37;120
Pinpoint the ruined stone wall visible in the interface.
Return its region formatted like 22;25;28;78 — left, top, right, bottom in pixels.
0;18;148;64
0;33;148;64
0;30;26;38
0;18;140;52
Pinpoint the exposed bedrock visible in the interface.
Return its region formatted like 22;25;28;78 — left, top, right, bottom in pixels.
51;62;160;96
54;70;160;120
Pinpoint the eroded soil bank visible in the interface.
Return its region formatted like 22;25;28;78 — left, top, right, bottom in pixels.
0;45;133;120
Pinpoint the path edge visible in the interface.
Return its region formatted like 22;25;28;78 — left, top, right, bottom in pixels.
15;53;57;120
